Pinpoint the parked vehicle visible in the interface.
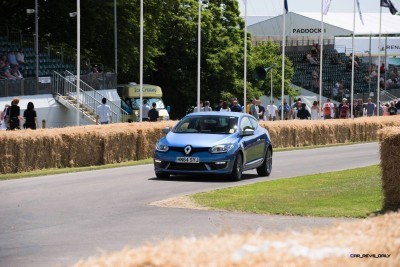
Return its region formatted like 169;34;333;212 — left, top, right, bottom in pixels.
153;112;273;181
118;84;170;121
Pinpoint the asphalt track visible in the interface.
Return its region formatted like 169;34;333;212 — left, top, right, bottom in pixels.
0;142;379;266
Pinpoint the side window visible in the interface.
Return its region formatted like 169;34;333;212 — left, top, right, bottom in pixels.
249;117;259;130
240;117;254;132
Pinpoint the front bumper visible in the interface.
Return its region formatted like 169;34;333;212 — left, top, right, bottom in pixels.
154;150;236;175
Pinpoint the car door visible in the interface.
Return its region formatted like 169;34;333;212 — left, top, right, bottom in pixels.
249;117;266;161
240;116;258;164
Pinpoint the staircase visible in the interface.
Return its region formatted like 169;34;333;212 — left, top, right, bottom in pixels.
379;90;399;104
52;71;129;124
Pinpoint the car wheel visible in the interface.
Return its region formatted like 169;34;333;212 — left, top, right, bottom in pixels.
257;147;272;177
155;172;170;179
230;153;243;181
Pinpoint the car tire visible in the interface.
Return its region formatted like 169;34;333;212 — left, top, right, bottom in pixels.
155;172;170;179
257;147;272;177
230;153;243;181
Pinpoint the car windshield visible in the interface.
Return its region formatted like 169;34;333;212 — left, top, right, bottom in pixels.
129;98;165;110
174;115;239;134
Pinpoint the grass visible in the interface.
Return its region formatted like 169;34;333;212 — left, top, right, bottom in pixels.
191;165;383;218
0;142;373;181
0;159;153;181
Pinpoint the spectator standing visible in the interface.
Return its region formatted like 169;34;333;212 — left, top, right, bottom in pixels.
354;99;364;118
382;103;389;116
96;97;112;124
258;100;266;120
339;99;350;119
278;100;291;120
23;102;38;129
250;99;260;119
140;99;151;121
9;97;22;130
229;98;241;111
148;102;159;122
365;98;376;117
388;102;397;116
297;103;311;120
310;101;320;120
215;100;223;111
219;101;231;112
322;98;334;119
201;100;212;111
266;101;278;121
230;100;242;112
195;101;203;113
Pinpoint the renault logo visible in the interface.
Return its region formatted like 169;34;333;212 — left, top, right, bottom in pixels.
184;145;192;155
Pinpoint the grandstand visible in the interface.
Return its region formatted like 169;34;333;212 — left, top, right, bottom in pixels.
248;12;400;103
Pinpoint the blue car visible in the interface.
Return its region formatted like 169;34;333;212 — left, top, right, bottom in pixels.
153;112;273;181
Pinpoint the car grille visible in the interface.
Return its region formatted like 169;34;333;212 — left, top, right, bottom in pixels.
168;147;210;155
168;162;208;171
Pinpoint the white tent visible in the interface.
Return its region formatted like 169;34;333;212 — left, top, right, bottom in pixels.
247;12;400;37
248;12;352;37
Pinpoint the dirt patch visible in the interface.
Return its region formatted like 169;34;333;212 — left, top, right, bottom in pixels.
150;195;212;210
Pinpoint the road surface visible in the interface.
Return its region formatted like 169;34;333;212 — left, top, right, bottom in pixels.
0;142;379;266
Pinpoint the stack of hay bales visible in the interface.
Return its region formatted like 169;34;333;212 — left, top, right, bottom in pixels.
73;212;400;267
379;127;400;211
1;116;400;174
0;121;176;174
261;117;400;148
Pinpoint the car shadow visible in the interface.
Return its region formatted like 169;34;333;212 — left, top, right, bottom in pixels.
149;173;260;183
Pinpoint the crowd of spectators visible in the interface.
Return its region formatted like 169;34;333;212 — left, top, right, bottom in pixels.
0;49;25;80
192;95;400;122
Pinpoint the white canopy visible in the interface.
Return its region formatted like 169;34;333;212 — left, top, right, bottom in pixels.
248;12;352;37
248;12;400;37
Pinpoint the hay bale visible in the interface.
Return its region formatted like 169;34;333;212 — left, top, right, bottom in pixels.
379;127;400;211
73;212;400;267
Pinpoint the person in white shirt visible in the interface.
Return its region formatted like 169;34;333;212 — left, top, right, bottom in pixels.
193;101;203;113
266;101;278;121
96;97;112;124
140;99;151;121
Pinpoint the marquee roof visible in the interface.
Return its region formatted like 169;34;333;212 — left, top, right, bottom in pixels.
247;12;400;37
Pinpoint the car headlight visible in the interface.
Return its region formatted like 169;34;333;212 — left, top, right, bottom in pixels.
155;141;169;152
209;144;234;154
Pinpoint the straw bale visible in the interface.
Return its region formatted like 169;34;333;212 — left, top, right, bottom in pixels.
379;127;400;211
74;212;400;267
1;117;400;174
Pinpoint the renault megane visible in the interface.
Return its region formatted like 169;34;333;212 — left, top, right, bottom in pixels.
153;112;273;181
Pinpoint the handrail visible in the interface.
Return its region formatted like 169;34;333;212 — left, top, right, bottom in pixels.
65;70;128;122
52;71;122;123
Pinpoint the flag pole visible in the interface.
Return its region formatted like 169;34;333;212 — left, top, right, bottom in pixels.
377;5;382;117
139;0;143;122
197;0;201;112
350;0;356;119
243;0;247;113
319;0;324;111
76;0;80;126
281;5;286;120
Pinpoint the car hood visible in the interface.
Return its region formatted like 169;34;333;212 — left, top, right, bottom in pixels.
164;133;237;147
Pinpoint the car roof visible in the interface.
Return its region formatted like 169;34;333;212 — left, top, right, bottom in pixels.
186;111;249;118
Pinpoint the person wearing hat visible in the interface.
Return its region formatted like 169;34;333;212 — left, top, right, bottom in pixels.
339;98;350;119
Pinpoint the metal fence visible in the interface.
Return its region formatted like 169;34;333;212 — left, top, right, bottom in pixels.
0;78;52;97
0;72;116;98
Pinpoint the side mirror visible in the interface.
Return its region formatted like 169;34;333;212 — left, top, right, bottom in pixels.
162;127;170;134
242;128;254;136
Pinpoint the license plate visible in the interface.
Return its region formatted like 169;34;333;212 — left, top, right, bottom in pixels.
176;157;200;163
